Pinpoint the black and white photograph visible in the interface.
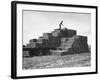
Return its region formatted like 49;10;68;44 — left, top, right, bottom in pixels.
22;10;91;69
11;1;97;79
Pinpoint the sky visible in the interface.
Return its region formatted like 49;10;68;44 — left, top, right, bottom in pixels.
23;10;91;45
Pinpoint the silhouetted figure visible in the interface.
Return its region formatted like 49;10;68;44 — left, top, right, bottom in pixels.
59;20;63;30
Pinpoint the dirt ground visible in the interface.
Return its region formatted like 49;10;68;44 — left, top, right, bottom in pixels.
23;52;91;69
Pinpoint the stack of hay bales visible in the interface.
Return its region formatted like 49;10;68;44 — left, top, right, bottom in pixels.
23;27;89;57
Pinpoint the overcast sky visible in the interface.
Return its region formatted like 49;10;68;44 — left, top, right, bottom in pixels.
23;10;91;45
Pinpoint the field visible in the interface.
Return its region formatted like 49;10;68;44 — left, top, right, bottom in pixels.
23;53;91;69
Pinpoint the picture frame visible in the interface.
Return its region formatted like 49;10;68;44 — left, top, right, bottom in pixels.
11;1;98;79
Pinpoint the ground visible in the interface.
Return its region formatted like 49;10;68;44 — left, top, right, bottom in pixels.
23;52;91;69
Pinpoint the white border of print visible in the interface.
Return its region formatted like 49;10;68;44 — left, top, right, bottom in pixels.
17;4;96;77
